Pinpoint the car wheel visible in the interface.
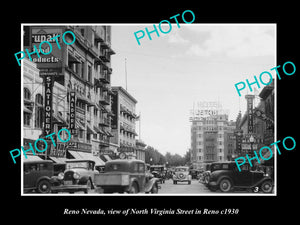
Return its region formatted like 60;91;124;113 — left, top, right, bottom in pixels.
261;180;273;193
37;180;51;193
188;181;191;185
128;182;138;194
219;178;232;192
173;181;176;184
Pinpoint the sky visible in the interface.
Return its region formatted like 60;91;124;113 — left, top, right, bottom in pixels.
110;24;276;156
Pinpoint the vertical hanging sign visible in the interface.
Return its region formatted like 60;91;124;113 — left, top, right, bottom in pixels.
245;95;254;134
69;91;77;135
44;75;54;136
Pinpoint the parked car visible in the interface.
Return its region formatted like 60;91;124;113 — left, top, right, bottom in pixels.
94;159;160;194
190;169;202;179
53;163;66;176
200;162;226;185
23;160;54;193
207;161;273;193
172;166;191;184
150;165;166;183
50;159;99;193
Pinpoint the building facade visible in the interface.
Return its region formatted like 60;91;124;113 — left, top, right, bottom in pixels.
190;112;236;170
110;86;145;161
236;82;274;176
23;25;115;165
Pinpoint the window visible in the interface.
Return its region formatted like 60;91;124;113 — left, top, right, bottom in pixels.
24;88;31;100
138;163;145;173
24;113;31;126
222;164;229;169
88;65;92;83
35;94;43;128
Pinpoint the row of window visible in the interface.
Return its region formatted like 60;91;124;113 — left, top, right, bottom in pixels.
196;141;224;145
197;148;224;153
198;156;223;161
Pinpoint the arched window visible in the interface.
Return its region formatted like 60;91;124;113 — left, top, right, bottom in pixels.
35;93;43;128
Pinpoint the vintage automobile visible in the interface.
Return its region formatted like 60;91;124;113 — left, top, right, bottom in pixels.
23;160;54;193
150;165;166;183
207;161;273;193
94;159;160;194
172;166;192;185
50;159;99;193
200;162;225;185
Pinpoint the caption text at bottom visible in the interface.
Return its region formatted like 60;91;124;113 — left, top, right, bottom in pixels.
63;208;239;216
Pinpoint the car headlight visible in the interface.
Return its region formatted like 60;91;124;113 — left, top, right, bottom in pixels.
73;172;80;180
58;172;64;180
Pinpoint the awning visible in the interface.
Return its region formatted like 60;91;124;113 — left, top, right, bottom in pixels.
103;155;111;161
23;106;32;113
68;150;82;159
77;152;105;166
86;123;96;134
49;157;66;164
23;155;42;161
106;131;114;137
76;120;85;130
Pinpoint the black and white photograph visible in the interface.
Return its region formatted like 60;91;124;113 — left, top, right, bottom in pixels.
4;5;298;222
20;23;276;195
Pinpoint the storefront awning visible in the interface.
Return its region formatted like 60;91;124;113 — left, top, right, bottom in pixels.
23;155;42;161
49;157;66;164
77;151;105;166
68;150;82;159
68;150;105;166
103;155;111;161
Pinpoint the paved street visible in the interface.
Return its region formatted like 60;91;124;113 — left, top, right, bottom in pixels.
159;179;211;194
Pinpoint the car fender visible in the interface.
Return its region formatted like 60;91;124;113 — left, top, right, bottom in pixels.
251;177;273;188
49;176;62;185
144;178;159;193
35;176;51;186
78;175;90;185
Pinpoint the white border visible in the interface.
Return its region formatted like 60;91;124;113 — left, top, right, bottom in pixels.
20;23;277;196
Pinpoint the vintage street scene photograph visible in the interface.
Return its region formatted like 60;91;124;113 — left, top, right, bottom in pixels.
21;24;276;195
